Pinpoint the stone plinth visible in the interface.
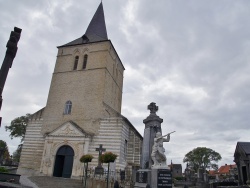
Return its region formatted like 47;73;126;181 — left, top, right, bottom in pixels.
151;168;172;188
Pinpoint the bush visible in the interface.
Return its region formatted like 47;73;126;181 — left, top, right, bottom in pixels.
0;167;8;173
80;154;93;163
175;176;185;181
99;152;117;163
218;182;237;186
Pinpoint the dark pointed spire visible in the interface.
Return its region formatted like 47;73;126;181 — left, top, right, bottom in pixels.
60;2;108;47
84;2;108;41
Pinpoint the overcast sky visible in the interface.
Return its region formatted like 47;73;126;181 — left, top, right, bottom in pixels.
1;0;250;169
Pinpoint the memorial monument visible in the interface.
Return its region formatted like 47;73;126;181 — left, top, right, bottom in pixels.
135;102;175;188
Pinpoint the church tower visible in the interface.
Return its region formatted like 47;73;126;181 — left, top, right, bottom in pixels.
42;2;124;134
18;2;142;179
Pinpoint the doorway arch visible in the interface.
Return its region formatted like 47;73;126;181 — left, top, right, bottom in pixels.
53;145;74;178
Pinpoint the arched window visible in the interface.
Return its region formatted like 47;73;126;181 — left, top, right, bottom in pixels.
82;54;88;69
64;101;72;114
73;56;79;70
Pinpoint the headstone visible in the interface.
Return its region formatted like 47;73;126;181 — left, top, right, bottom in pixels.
114;180;119;188
197;168;204;183
120;170;125;181
94;144;106;175
134;169;151;188
203;172;208;183
136;170;148;183
196;168;209;188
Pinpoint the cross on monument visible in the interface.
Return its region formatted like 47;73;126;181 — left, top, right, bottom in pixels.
96;144;106;166
148;102;158;114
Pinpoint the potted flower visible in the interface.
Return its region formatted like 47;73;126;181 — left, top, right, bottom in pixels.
99;152;117;163
80;154;93;188
80;154;93;163
99;152;117;188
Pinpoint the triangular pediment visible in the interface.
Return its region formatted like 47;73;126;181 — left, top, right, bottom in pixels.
48;121;87;137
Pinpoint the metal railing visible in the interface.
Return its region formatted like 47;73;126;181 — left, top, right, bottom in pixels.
81;168;134;187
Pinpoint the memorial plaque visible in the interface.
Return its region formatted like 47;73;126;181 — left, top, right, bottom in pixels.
136;171;148;183
157;169;172;188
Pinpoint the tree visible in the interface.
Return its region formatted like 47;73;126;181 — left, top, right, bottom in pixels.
12;144;22;163
0;140;10;160
183;147;222;172
5;113;30;142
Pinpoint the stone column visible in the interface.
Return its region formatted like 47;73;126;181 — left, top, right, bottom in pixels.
141;102;163;169
236;162;243;185
245;160;250;185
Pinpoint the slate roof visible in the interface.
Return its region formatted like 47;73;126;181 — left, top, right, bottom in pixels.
236;142;250;155
60;2;108;47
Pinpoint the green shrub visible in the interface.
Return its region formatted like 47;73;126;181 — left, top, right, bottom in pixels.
0;167;8;173
175;176;185;181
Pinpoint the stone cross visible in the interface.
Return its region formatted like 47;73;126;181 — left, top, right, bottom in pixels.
148;102;158;115
0;27;22;126
96;144;106;166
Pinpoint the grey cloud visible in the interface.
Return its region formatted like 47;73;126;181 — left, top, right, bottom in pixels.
0;0;249;168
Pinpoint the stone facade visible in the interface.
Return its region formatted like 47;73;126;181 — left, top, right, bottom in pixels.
17;3;142;178
42;41;124;135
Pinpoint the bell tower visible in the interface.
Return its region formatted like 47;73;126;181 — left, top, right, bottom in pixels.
42;2;125;134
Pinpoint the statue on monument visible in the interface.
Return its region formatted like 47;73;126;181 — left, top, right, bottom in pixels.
151;131;175;168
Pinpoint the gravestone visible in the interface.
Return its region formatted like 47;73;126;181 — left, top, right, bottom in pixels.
120;170;125;181
94;144;106;175
196;168;209;188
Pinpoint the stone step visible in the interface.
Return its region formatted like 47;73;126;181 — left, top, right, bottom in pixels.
28;176;83;188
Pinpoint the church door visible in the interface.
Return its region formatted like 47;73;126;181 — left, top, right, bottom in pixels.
53;145;74;178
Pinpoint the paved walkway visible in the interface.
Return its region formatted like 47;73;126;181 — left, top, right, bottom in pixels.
27;176;83;188
0;176;83;188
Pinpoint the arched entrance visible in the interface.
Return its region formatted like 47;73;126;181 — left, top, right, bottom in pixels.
53;145;74;178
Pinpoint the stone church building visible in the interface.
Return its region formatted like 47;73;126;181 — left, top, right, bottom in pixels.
17;2;142;178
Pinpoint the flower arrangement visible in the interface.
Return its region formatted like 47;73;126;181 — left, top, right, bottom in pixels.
80;154;93;163
99;152;117;163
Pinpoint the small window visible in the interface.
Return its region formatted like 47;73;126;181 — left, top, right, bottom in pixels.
82;54;88;69
64;101;72;114
73;56;79;70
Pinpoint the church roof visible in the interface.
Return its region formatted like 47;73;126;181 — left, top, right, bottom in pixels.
60;2;108;47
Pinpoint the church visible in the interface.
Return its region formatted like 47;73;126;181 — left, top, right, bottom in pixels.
17;2;142;178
